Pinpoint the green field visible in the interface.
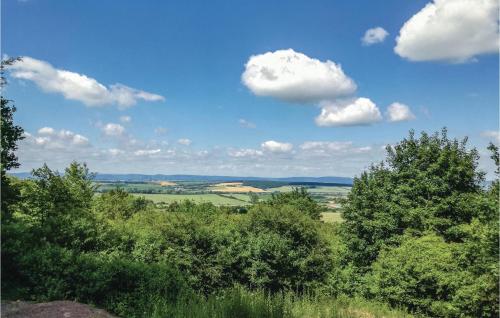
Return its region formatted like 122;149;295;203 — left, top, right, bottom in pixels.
99;181;351;207
133;193;251;205
267;185;350;195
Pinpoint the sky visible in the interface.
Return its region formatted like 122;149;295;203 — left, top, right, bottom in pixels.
2;0;499;178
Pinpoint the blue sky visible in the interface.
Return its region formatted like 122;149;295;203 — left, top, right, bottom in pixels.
3;0;499;177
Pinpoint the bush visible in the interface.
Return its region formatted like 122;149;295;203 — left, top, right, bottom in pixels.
266;188;323;219
7;244;189;317
367;234;464;317
241;204;333;292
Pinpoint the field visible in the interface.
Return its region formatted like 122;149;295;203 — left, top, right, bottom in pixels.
210;182;267;193
98;180;350;214
134;193;252;205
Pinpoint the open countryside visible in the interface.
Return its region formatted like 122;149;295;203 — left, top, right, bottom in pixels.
95;179;349;222
2;1;498;318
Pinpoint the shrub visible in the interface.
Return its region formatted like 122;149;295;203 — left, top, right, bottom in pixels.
7;244;189;317
367;234;464;317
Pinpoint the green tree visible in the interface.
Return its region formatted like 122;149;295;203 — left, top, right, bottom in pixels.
242;204;332;292
94;188;150;220
18;162;99;251
341;129;485;269
267;187;322;219
368;234;464;317
249;192;259;204
1;57;24;219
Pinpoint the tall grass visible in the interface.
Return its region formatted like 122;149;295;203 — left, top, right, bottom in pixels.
148;287;415;318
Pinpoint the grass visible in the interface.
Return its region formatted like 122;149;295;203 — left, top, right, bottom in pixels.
133;193;251;206
148;288;414;318
321;212;343;223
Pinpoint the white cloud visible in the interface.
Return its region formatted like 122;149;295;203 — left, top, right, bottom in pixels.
242;49;356;103
23;127;90;149
362;27;389;45
107;148;125;156
72;134;90;146
300;141;353;152
10;56;165;107
481;130;500;143
315;97;382;127
261;140;293;153
102;123;125;137
386;102;416;122
134;149;161;156
239;119;256;129
120;115;131;123
394;0;499;62
299;141;373;156
228;148;264;158
177;138;192;146
38;127;55;135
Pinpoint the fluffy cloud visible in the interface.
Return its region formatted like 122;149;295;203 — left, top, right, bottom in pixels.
177;138;192;146
10;56;165;107
481;130;500;143
134;149;161;156
23;127;89;149
120;116;131;123
261;140;293;153
239;119;256;129
300;141;352;152
242;49;356;103
315;98;382;127
394;0;499;62
102;123;125;137
300;141;373;156
228;148;263;158
362;27;389;45
107;148;125;156
386;102;416;122
38;127;55;135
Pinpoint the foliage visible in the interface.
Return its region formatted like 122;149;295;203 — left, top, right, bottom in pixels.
368;234;464;316
5;244;188;317
267;187;323;219
150;287;414;318
242;204;332;292
2;128;498;318
13;162;102;251
1;57;25;219
341;129;485;269
94;188;150;220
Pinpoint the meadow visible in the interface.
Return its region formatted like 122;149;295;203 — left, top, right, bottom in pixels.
98;180;349;211
135;193;251;206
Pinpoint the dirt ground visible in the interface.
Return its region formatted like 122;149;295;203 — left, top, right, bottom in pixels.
1;301;116;318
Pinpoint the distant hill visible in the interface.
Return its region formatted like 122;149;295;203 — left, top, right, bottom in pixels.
10;172;354;185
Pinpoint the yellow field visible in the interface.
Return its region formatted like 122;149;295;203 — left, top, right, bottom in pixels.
214;182;244;187
154;181;177;186
211;182;266;193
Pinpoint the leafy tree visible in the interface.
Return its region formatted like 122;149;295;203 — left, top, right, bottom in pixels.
242;204;332;292
341;129;485;268
1;57;24;219
17;162;99;251
249;192;259;204
368;234;464;317
94;188;150;220
267;187;322;219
